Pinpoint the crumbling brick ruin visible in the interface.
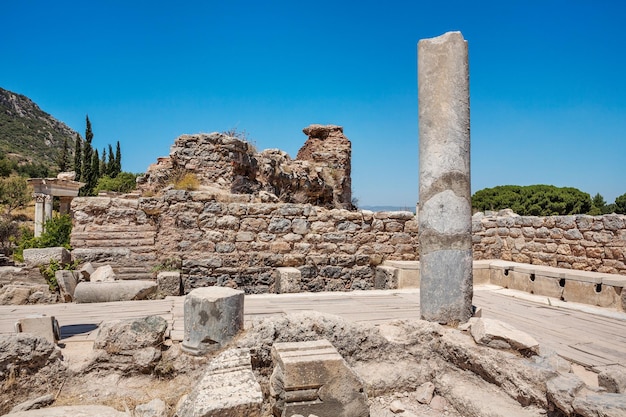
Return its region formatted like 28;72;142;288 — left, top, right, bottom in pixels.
137;124;352;210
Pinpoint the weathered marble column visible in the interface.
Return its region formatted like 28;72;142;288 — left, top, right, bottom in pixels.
33;193;46;237
418;31;473;323
44;195;53;222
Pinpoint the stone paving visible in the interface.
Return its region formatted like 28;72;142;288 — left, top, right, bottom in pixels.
1;285;625;373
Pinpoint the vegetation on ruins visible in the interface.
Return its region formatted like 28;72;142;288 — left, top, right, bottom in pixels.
172;171;200;191
472;186;626;215
472;185;593;215
14;214;73;261
39;257;79;292
95;172;139;194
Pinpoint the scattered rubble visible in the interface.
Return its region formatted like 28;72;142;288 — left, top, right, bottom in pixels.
1;311;625;416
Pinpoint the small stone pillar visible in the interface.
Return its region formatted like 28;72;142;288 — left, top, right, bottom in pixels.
59;196;73;215
182;286;244;355
417;31;473;323
44;194;53;222
274;267;301;294
33;193;46;237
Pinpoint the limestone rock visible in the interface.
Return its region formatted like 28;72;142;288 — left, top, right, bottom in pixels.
389;399;406;413
182;286;244;355
470;318;540;355
9;394;55;413
438;371;545;417
0;284;32;305
94;315;167;351
270;339;368;417
414;381;435;404
90;265;116;282
0;334;66;414
135;398;167;417
572;393;626;417
274;267;301;293
78;262;95;280
22;247;71;267
55;270;78;302
439;329;553;408
156;270;181;296
6;405;130;416
546;373;585;415
599;366;626;394
89;315;167;374
176;348;263;417
73;280;157;303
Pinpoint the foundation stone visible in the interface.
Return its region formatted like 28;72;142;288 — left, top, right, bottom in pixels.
182;286;244;355
270;339;369;417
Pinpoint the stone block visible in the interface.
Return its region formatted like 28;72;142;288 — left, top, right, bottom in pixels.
374;265;398;289
15;315;60;344
274;267;301;294
598;365;626;394
79;262;95;280
270;339;368;417
157;270;181;296
182;286;244;355
74;281;157;303
177;348;263;417
470;318;539;355
532;275;563;299
383;260;420;288
90;265;117;282
55;270;79;302
563;279;620;308
22;247;71;267
508;270;534;293
472;260;492;284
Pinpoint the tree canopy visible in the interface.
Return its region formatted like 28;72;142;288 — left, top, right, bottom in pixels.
472;185;593;216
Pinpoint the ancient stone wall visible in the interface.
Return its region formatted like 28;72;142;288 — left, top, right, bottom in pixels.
70;193;417;294
137;124;353;209
70;198;626;295
472;211;626;275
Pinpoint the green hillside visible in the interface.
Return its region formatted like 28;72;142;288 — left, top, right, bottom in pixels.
0;87;78;173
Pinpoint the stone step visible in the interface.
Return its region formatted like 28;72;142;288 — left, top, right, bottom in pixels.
72;231;156;240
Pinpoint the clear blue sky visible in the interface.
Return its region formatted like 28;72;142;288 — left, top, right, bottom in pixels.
3;1;625;206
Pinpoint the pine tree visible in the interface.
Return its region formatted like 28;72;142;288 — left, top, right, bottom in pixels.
57;136;70;172
73;133;82;179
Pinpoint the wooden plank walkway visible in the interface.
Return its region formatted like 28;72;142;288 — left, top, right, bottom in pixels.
0;285;624;372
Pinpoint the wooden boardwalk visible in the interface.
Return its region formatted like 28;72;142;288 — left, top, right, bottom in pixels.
1;285;624;373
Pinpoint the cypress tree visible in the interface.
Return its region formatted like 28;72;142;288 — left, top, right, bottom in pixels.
107;144;115;176
57;136;70;172
90;149;100;194
113;141;122;177
81;115;93;184
100;147;107;176
73;133;82;179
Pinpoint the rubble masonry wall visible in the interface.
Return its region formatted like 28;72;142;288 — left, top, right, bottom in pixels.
70;195;626;294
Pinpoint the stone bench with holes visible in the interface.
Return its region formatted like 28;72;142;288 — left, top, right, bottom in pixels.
375;260;626;311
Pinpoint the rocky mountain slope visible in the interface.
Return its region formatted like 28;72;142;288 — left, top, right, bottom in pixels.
0;87;78;170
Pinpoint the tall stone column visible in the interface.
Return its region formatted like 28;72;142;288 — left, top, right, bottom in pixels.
33;193;46;237
417;31;473;324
